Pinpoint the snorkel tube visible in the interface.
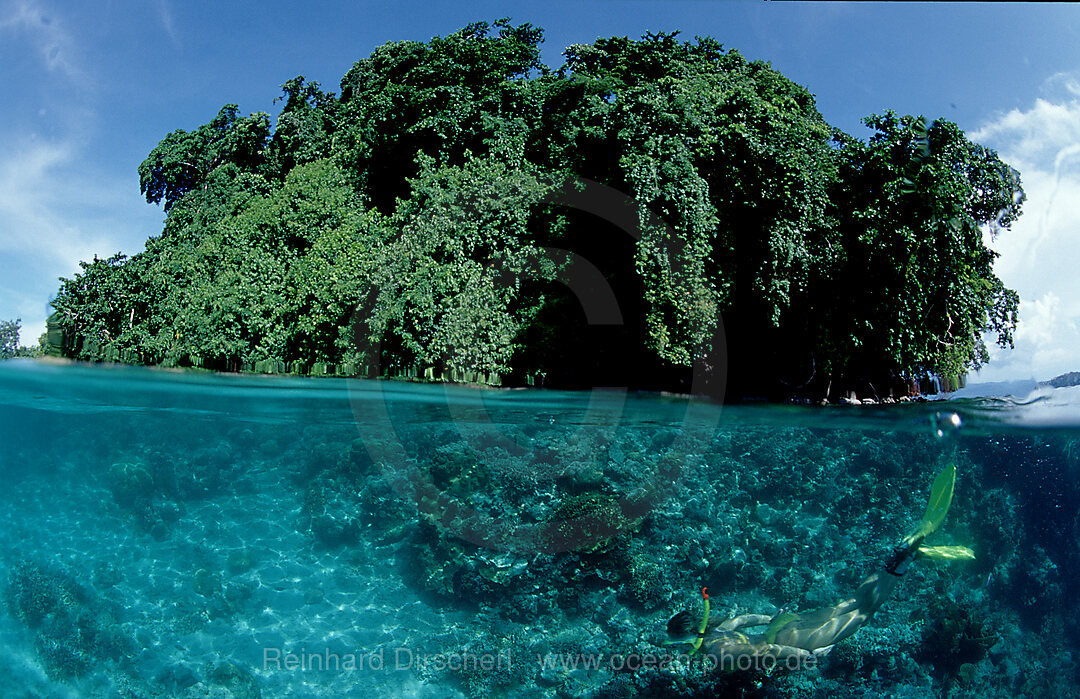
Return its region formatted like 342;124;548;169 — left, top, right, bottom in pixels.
689;587;710;656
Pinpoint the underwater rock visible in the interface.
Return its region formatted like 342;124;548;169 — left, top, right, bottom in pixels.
150;521;169;541
310;510;361;548
825;623;921;682
5;560;81;627
209;661;261;699
223;581;253;606
184;442;241;499
33;635;92;679
158;499;182;524
297;441;344;481
753;502;780;526
405;521;471;599
348;437;375;474
5;560;134;680
107;460;155;508
92;561;123;589
471;552;530;585
540;492;630;552
917;597;998;680
226;549;257;575
302;476;364;548
957;662;978;685
157;663;200;693
569;463;605;489
628;556;667;609
193;568;222;598
437;632;525;697
304;587;324;605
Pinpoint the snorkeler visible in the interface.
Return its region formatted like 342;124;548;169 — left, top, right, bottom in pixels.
667;464;974;671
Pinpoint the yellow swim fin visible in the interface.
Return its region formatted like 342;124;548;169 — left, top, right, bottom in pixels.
917;544;975;561
904;463;956;545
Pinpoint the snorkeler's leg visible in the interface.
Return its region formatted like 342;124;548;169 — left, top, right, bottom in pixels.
769;569;902;651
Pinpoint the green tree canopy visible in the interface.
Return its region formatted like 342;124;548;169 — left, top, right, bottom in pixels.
49;22;1024;399
0;318;20;359
364;153;560;378
138;104;272;212
819;114;1023;385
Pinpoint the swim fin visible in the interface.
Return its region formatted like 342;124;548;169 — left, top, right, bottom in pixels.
904;463;956;546
917;544;975;561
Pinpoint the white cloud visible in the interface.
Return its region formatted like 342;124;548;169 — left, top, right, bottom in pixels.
0;2;162;347
1043;72;1080;100
0;136;154;347
0;0;83;81
971;75;1080;383
154;0;180;49
0;133;163;345
970;99;1080;171
0;140;121;265
984;292;1080;382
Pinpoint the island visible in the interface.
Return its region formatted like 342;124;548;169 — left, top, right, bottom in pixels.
41;21;1024;403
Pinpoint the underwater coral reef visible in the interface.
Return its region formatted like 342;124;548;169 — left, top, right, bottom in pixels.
0;370;1078;698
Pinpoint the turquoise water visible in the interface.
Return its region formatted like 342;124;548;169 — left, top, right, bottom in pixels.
0;360;1078;698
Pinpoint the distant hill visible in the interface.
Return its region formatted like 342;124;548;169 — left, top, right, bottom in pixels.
1042;371;1080;388
950;379;1039;399
950;372;1080;399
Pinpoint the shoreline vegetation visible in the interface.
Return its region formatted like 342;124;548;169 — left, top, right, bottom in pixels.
16;351;1080;406
13;355;977;408
42;21;1025;403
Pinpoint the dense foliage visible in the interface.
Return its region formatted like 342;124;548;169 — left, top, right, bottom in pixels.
0;319;19;359
48;21;1024;399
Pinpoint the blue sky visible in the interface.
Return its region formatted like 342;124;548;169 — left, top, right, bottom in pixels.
2;1;1079;382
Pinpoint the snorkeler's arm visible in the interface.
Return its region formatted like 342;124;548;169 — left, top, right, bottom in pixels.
700;637;816;670
720;614;773;631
